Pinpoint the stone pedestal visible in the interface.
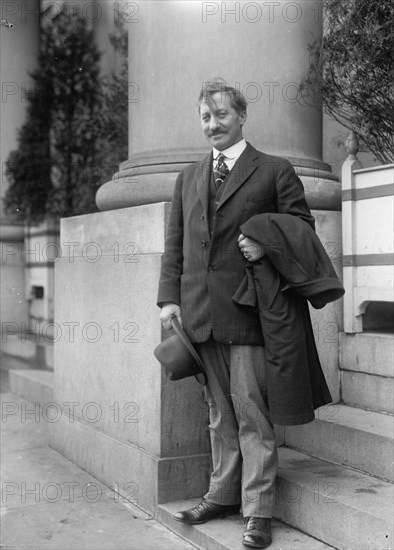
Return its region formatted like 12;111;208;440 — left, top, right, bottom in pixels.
0;224;29;350
24;220;59;336
50;203;211;513
309;210;343;402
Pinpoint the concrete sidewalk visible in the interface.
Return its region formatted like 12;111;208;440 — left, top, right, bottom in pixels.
0;370;195;550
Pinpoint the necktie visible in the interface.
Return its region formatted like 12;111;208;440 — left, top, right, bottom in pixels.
213;153;229;191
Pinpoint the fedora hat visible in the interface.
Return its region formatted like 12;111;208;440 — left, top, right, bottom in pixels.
154;318;208;385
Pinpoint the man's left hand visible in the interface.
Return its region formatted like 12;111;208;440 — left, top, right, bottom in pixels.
237;233;264;262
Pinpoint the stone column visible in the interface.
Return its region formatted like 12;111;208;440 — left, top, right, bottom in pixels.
0;0;40;339
96;0;339;212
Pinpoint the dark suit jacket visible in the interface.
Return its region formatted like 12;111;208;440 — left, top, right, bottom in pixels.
157;142;315;344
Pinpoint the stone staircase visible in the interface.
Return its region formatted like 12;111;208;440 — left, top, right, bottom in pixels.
158;331;393;550
3;331;393;550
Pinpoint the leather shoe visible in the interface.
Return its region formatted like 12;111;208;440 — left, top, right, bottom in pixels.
242;517;272;548
173;499;240;524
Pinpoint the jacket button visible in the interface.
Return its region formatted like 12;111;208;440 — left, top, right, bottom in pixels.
208;266;214;272
201;215;204;220
202;241;206;247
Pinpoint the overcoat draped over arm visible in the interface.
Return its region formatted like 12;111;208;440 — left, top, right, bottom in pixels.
233;213;345;425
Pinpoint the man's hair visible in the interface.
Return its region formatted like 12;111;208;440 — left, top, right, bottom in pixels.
198;79;248;114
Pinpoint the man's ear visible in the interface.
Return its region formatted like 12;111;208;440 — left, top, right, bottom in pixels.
240;110;247;126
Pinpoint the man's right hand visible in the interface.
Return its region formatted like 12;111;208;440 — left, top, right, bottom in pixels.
159;303;182;330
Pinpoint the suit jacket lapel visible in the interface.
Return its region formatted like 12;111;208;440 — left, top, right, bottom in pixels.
217;143;258;210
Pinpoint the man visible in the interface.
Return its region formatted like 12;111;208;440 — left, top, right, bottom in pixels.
157;80;318;549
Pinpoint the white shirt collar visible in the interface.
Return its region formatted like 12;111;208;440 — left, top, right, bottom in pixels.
213;138;247;161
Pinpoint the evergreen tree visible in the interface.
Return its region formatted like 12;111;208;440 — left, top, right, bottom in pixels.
5;79;52;222
5;5;104;222
96;16;128;184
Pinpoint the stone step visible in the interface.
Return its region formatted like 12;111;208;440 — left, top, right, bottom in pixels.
1;335;36;361
8;369;54;409
157;499;337;550
274;447;393;550
284;404;393;481
340;332;393;377
341;370;393;414
158;448;393;550
339;332;393;414
0;334;54;370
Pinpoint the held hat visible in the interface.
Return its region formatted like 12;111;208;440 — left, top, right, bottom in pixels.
154;318;208;385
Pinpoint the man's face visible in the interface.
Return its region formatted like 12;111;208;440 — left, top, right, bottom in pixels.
199;92;247;151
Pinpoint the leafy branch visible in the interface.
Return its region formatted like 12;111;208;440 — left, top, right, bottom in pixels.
301;0;394;164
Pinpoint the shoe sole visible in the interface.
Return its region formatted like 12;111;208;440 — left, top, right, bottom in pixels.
173;511;240;525
242;537;272;549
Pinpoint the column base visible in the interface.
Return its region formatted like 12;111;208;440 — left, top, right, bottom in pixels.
96;151;340;212
49;413;211;514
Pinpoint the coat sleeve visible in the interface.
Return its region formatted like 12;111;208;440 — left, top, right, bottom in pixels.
157;171;184;307
275;159;315;230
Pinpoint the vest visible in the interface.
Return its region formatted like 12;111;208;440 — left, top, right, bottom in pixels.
208;169;228;236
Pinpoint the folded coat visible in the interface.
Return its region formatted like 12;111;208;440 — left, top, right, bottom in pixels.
232;213;345;425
